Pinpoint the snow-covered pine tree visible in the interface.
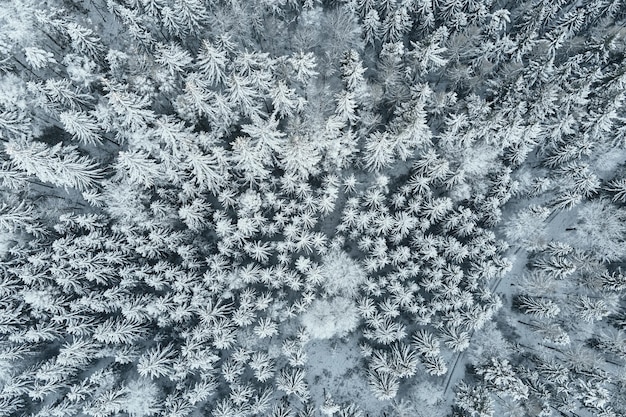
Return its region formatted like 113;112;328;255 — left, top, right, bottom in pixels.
5;140;103;190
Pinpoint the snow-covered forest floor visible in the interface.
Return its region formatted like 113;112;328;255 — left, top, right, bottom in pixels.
1;1;626;417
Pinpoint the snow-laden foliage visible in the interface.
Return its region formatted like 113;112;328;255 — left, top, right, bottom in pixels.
1;0;626;416
319;250;367;297
301;297;360;340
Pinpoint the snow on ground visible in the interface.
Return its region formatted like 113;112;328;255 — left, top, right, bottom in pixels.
304;334;387;416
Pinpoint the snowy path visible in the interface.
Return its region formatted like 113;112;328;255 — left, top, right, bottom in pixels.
442;198;579;398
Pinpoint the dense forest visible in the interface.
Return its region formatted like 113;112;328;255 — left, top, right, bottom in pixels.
1;0;626;416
